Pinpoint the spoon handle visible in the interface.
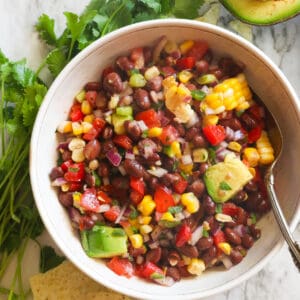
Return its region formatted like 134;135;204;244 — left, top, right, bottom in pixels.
265;172;300;271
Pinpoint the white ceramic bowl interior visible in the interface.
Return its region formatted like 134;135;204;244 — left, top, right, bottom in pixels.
30;19;300;300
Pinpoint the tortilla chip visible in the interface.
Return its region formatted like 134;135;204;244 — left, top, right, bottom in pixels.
30;261;132;300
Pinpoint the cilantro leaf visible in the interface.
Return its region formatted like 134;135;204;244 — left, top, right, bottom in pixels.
202;228;209;238
46;48;67;77
219;181;232;191
173;0;204;19
168;205;183;214
11;59;35;87
35;14;58;46
40;246;65;273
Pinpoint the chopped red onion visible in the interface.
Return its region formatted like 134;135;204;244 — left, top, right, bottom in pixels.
221;256;233;269
147;167;168;178
115;204;128;224
186;110;199;128
201;85;210;94
225;126;235;141
216;149;233;162
189;225;203;246
98;204;110;213
57;141;69;150
125;151;135;160
181;154;193;165
106;148;122;166
234;224;247;237
154;276;175;287
183;210;191;218
234;130;245;141
118;165;127;176
51;177;67;187
136;120;148;132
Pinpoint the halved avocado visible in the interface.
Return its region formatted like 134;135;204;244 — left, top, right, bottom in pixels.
220;0;300;25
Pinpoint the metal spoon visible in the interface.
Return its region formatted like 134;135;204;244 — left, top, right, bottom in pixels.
264;112;300;271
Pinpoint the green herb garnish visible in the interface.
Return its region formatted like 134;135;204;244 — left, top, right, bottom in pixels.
250;212;257;224
202;228;209;238
215;203;223;214
40;246;65;273
191;89;206;101
219;181;232;191
168;205;183;214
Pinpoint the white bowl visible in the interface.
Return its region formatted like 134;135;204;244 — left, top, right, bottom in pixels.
30;19;300;299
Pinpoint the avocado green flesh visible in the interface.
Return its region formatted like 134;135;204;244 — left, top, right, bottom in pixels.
221;0;300;25
81;226;128;258
204;158;253;203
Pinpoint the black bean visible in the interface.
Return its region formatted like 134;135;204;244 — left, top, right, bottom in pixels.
185;127;199;142
58;192;73;207
218;57;243;78
68;207;81;228
116;56;134;72
245;180;258;192
146;247;162;264
111;176;129;190
137;138;158;159
84;140;101;161
224;228;241;245
196;60;209;74
233;190;248;204
102;141;114;154
202;196;216;216
147;176;159;191
241;234;254;249
103;72;124;94
133;88;151;110
240;113;258;130
166;267;181;281
50;167;64;181
97;161;109;177
162;173;181;186
79;215;95;230
192;135;207;148
201;246;217;266
102;126;113;140
230;249;243;265
249;224;261;240
219;118;242;131
178;245;199;258
196;237;213;251
95;92;107;109
124;159;145;178
124;120;142;141
187;179;205;198
146;75;163;92
199;163;209;175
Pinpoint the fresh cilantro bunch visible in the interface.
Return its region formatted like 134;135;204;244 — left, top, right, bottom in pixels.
36;0;204;77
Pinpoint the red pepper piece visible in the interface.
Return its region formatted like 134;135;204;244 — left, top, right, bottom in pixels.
113;135;133;150
154;185;175;213
158;125;179;146
173;176;188;194
135;109;161;128
186;41;209;61
203;125;226;146
104;206;120;222
175;223;192;247
69;103;84;122
64;162;85;182
247;126;262;143
213;230;226;246
130;177;145;195
107;256;134;278
139;262;164;279
130;190;144;205
68;182;82;192
83;117;106;141
97;190;112;204
61;160;72;172
222;203;239;217
176;57;196;70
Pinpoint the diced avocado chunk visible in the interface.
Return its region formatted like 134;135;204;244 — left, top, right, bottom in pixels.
204;156;253;203
220;0;300;25
111;113;133;135
81;225;128;258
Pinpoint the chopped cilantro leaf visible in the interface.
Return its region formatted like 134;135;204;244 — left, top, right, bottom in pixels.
219;181;232;191
250;212;257;224
202;228;209;238
168;205;183;214
40;246;65;273
215;203;223;214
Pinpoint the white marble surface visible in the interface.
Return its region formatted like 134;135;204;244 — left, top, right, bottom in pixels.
0;0;299;299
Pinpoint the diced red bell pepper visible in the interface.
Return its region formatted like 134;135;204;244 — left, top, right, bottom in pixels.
203;125;226;146
70;103;84;122
130;177;145;195
64;162;85;182
139;262;164;279
80;188;100;212
135;109;161;128
173;176;188;194
61;160;72;172
130;190;144;205
113;135;133;150
213;230;226;246
83;118;106;140
154;185;175;213
85;91;98;108
158;125;179;146
68;182;82;192
176;57;196;70
248;104;264;120
160;66;176;77
247;126;262;143
104;206;120;222
175;223;192;247
186;41;209;61
93;117;106;132
97;190;112;204
107;256;134;278
222;203;239;217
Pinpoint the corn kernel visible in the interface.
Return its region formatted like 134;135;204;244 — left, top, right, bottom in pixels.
228;141;242;153
133;146;139;155
148;127;163;137
187;258;205;276
164;40;178;54
248;167;256;177
61;184;69;192
171;141;182;158
72;148;85;163
129;234;143;248
179;40;194;54
129;218;139;228
68;138;86;151
138;216;152;225
218;242;231;255
205;93;223;109
75;90;86;103
82;121;93;134
256;131;275;165
202;115;219;126
243;147;260;167
89;159;99;171
181;192;200;214
144;66;160;81
236;101;250;111
139;224;153;235
72;122;83;136
83;114;95;123
137;195;156;216
182;255;192;265
81;100;92;115
161;212;175;222
203;221;210;231
223;96;238;110
178;70;193;83
57;121;73;134
179;163;193;174
72;192;82;209
192;148;208;163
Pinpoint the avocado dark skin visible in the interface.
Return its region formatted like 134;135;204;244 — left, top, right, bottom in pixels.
220;0;300;26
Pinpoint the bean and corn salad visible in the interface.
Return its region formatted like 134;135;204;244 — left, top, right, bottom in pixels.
50;36;275;285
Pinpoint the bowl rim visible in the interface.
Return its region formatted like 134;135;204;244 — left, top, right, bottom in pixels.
30;18;300;299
